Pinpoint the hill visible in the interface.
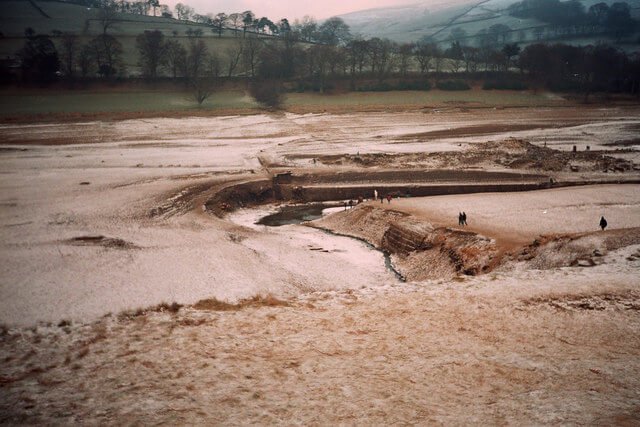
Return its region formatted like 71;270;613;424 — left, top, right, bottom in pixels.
338;0;640;48
0;0;275;76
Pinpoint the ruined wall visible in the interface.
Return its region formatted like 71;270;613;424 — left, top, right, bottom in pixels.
205;179;274;217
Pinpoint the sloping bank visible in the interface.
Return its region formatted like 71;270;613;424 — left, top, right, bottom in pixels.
309;205;505;281
310;205;640;281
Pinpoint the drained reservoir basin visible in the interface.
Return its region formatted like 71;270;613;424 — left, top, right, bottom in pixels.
228;202;404;280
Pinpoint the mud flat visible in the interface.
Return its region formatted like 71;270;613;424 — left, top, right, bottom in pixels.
1;109;639;423
1;248;639;424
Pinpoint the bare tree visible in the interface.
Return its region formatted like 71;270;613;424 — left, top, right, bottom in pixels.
88;34;122;79
164;39;186;78
207;53;221;78
136;30;165;79
397;43;414;77
228;13;243;36
297;16;317;42
414;43;434;74
78;43;94;78
241;36;263;77
185;37;208;80
174;3;194;21
97;6;119;36
224;40;243;77
249;80;284;109
463;46;480;73
53;31;79;81
191;78;214;108
212;13;227;37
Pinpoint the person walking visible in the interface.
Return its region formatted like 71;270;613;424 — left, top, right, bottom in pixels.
349;199;354;209
458;212;463;226
387;194;392;204
462;212;467;226
600;216;607;230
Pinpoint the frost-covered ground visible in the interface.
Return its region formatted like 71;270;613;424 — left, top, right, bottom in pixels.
376;184;640;246
0;108;638;326
1;246;639;424
0;107;639;423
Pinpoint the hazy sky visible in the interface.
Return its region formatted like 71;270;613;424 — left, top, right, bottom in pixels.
163;0;418;21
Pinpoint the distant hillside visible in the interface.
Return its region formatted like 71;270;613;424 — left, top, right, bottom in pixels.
338;0;640;49
0;0;274;75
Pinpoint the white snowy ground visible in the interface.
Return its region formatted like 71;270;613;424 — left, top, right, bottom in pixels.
377;184;640;246
0;109;639;326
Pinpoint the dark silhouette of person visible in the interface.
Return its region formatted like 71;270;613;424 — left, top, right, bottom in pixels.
462;212;467;226
387;194;391;204
343;201;347;211
348;199;353;209
600;216;607;230
458;212;463;226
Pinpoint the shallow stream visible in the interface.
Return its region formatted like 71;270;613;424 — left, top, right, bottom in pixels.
227;203;403;281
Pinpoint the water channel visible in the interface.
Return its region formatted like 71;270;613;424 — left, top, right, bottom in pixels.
228;202;404;281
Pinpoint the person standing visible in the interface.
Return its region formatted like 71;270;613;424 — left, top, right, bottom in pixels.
374;189;378;201
462;212;467;226
387;195;392;204
600;216;607;230
458;212;463;226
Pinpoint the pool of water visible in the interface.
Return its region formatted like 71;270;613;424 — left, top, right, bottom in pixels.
226;202;404;282
256;203;343;226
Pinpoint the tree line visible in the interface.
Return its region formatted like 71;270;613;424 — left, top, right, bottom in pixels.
508;0;637;41
7;10;640;108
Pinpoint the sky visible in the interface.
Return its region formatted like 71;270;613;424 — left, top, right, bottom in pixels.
162;0;419;21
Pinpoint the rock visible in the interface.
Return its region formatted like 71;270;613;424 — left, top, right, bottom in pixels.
576;258;596;267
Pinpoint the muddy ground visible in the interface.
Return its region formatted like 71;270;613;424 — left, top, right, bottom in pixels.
1;105;639;423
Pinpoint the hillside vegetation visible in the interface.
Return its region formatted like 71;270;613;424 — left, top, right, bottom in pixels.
339;0;640;48
0;0;277;75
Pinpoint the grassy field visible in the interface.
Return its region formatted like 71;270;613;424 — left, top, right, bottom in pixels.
0;88;565;118
0;0;274;76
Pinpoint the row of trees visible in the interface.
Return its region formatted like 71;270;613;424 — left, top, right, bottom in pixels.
518;42;640;101
508;0;637;41
12;11;640;110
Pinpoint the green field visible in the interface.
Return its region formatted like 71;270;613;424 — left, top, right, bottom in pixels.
0;88;564;117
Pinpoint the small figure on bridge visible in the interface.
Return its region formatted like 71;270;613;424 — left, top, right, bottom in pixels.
458;212;463;226
462;212;468;226
600;216;607;230
349;199;354;209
